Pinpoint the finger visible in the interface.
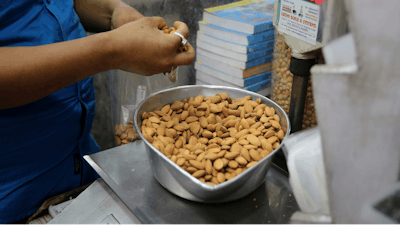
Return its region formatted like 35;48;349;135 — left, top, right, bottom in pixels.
172;42;195;67
173;21;189;39
149;16;168;30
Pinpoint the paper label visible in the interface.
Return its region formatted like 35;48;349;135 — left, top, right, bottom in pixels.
277;0;321;45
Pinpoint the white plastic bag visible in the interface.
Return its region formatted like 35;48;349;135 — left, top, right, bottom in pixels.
282;127;330;215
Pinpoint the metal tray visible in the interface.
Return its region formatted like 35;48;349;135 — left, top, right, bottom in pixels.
133;85;291;203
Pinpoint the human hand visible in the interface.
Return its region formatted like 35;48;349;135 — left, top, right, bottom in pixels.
108;17;195;76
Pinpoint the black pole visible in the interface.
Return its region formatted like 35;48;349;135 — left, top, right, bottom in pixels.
288;56;316;133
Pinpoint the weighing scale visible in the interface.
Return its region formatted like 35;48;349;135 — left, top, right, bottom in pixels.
69;140;300;224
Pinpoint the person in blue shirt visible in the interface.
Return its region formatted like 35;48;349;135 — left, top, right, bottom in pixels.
0;0;195;223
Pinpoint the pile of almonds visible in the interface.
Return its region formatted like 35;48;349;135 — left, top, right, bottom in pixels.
115;121;140;146
140;93;285;186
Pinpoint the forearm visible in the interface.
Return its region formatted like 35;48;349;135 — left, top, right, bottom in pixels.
74;0;144;32
0;33;118;109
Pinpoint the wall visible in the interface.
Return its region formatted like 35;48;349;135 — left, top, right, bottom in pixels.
90;0;238;150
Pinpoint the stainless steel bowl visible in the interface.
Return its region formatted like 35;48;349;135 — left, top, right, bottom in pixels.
134;85;290;203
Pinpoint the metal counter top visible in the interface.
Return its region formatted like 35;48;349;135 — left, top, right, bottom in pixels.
84;140;300;224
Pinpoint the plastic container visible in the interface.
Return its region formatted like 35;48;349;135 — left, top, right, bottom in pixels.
271;33;324;130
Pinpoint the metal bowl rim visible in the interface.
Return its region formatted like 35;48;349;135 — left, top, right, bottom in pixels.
133;85;291;191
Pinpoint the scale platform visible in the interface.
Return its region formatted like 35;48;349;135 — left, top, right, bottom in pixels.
84;140;300;224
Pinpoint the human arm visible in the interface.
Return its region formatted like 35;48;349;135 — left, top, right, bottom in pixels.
0;17;195;109
73;0;145;32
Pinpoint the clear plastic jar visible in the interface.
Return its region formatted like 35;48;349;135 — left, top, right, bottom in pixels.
271;33;324;130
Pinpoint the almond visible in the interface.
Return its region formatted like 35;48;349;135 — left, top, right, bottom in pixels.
224;151;240;160
220;92;228;100
260;139;273;152
183;153;197;161
208;147;221;153
264;130;275;138
157;124;166;136
213;158;224;170
177;158;186;166
211;177;219;184
265;107;275;117
148;117;160;123
240;118;250;129
186;116;199;123
221;107;229;117
202;130;213;139
181;111;189;121
276;129;284;140
194;95;205;103
217;173;225;183
243;144;257;150
246;161;258;168
171;101;184;110
190;102;201;108
270;120;281;129
240;148;251;162
190;122;201;134
209;104;221;113
234;129;249;139
171;155;177;163
238;139;249;145
235;156;247;165
224;119;237;128
249;149;262;161
143;133;154;143
207;114;216;125
260;117;269;123
174;123;189;131
198;103;209;112
244;102;253;114
163;143;173;154
235;168;244;175
116;136;121;145
246;134;261;147
222;158;229;167
230;128;238;138
222;137;236;146
205;159;213;175
175;139;183;148
231;143;242;153
228;160;239;169
142;112;149;119
196;111;205;117
268;136;278;144
204;153;219;161
198;138;208;144
188;136;197;145
190;160;205;170
155;110;166;117
199;117;208;128
260;150;270;158
192;170;205;178
221;132;230;138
